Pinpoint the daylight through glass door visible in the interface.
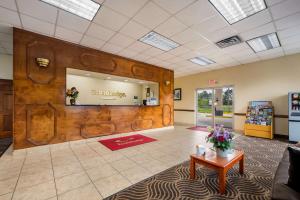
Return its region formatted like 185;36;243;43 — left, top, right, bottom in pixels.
196;87;233;129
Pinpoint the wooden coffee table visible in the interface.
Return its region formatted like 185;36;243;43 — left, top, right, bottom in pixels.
190;149;244;194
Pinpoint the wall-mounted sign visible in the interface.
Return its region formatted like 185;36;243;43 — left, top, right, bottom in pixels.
91;90;126;98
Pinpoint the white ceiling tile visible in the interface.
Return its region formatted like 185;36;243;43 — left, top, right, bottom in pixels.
192;15;228;36
104;0;148;17
93;0;104;4
154;17;187;37
108;33;135;48
178;50;201;59
167;55;185;64
0;0;17;10
270;0;300;20
93;6;129;31
21;14;55;36
184;38;210;51
283;41;300;51
133;2;170;29
127;41;152;52
175;0;216;26
275;12;300;30
231;10;272;33
101;43;124;54
55;26;82;44
204;26;238;42
17;0;57;23
119;20;150;39
117;49;139;58
57;10;90;33
133;53;152;62
168;45;190;56
80;35;105;50
221;43;253;54
266;0;287;6
284;47;300;55
280;33;300;45
0;7;21;27
239;23;276;41
142;47;165;57
171;28;206;44
154;52;177;61
278;25;300;38
257;47;284;60
86;23;115;41
153;0;196;14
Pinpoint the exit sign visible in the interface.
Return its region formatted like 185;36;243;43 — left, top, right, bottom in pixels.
208;80;218;85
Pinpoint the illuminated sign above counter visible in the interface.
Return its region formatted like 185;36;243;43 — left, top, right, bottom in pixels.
91;90;127;98
66;68;159;106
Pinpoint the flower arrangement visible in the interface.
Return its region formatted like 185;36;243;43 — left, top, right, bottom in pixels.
206;125;234;151
66;87;79;105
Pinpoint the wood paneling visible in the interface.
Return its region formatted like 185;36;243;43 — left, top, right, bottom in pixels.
0;80;13;139
26;103;57;145
13;28;174;149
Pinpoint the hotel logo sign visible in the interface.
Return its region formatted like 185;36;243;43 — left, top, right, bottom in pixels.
91;90;126;98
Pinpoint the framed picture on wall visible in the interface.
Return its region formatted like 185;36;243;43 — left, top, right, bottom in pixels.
174;88;182;101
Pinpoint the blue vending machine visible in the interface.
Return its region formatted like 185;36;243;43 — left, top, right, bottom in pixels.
289;92;300;142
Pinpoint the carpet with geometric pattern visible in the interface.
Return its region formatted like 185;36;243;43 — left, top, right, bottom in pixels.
105;135;288;200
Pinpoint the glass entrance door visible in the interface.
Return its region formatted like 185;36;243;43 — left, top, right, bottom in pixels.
196;89;214;127
196;87;233;129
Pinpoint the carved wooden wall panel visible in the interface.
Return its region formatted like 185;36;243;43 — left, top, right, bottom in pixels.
27;40;55;84
80;53;117;72
132;64;154;80
26;103;56;145
80;122;116;138
13;28;174;149
131;119;153;131
162;104;172;126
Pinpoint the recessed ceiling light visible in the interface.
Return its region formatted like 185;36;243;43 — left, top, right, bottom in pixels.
139;31;180;51
209;0;267;24
139;81;144;84
246;33;281;53
40;0;101;21
124;79;128;82
106;77;111;79
189;56;215;66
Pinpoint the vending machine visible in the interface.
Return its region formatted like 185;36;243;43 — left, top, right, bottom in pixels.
288;92;300;142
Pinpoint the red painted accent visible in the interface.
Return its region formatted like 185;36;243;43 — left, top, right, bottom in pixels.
99;134;157;151
187;126;210;132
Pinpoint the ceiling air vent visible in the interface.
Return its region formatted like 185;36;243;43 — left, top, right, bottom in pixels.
216;36;242;48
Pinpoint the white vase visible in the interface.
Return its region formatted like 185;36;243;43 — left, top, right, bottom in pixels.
216;148;231;158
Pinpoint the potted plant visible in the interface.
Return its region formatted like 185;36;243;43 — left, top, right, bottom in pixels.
66;87;79;105
206;125;234;157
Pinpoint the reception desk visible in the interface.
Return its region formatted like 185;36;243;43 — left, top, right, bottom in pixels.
13;28;174;149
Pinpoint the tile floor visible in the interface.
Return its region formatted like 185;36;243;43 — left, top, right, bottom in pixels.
0;125;212;200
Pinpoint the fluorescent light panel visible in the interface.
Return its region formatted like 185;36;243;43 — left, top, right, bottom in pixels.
190;56;215;66
247;33;280;53
209;0;267;24
41;0;100;21
139;31;179;51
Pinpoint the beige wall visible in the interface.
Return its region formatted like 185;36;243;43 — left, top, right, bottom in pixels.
174;53;300;135
0;54;13;80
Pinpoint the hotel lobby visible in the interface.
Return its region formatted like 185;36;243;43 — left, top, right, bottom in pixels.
1;0;300;199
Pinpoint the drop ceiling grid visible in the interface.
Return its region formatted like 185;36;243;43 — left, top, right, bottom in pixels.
0;0;299;77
